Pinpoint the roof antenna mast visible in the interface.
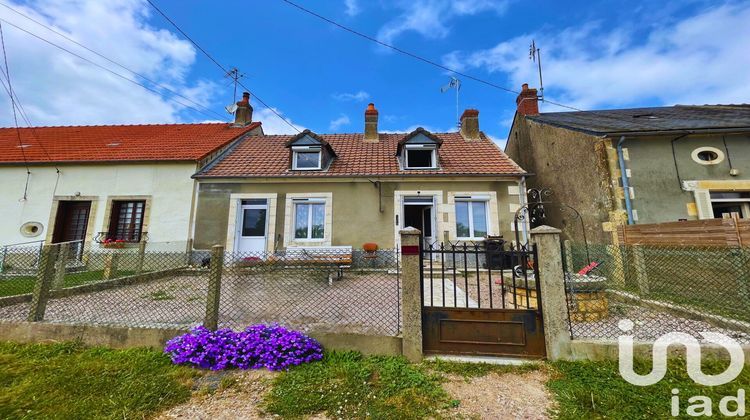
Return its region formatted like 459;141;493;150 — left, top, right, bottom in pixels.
224;67;246;114
440;76;462;129
529;40;544;101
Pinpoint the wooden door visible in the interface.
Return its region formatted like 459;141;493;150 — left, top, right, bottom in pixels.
52;201;91;243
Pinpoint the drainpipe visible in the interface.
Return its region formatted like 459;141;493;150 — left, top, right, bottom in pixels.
616;136;634;225
518;176;529;244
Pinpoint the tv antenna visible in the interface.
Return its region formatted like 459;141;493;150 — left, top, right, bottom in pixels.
440;76;462;129
224;67;246;113
529;40;544;101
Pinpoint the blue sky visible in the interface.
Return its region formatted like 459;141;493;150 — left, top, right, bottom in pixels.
1;0;749;145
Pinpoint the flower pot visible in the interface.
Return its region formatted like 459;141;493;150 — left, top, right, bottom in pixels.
362;243;378;253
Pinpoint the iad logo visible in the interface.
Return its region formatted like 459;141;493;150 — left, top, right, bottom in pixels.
617;319;746;417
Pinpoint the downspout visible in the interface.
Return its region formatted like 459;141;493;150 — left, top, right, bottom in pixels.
518;176;529;244
616;136;634;225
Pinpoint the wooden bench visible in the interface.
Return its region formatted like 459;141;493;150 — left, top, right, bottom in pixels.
282;246;353;284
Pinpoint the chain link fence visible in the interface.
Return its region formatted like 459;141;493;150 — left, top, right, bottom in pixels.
563;242;750;343
0;242;401;336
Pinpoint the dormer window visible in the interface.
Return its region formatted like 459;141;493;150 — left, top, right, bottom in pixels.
404;144;437;169
292;146;322;170
285;130;336;172
397;127;443;170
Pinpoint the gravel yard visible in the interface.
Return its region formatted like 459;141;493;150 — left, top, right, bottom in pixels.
0;269;401;335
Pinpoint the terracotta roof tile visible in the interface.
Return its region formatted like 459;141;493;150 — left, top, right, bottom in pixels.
0;122;260;163
197;131;525;177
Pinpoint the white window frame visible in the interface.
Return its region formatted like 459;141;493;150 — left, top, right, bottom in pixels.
403;144;437;169
292;198;326;241
292;146;322;170
454;196;490;240
710;191;750;218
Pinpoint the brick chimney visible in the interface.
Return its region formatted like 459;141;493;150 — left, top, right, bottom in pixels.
233;91;254;126
516;83;539;116
459;109;480;141
364;103;379;142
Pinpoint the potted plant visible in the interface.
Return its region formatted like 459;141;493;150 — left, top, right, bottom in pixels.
101;238;126;249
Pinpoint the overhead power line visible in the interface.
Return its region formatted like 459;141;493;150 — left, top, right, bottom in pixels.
0;21;31;200
278;0;672;132
0;1;228;122
145;0;301;133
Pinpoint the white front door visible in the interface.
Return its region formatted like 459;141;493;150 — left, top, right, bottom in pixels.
236;199;268;254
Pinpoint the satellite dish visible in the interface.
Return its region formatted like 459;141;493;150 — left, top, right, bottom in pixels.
225;103;238;114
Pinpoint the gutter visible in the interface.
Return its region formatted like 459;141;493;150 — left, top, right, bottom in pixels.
616;136;634;225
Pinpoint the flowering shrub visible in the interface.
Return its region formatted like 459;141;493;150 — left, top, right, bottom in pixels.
164;324;323;371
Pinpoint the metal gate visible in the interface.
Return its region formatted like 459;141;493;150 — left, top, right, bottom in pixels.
421;242;546;358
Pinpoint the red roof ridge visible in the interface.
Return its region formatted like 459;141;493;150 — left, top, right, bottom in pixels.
0;121;242;130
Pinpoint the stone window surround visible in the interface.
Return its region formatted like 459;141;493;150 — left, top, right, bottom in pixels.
284;192;333;247
690;146;725;166
45;195;100;245
226;193;278;253
100;195;152;243
447;192;500;241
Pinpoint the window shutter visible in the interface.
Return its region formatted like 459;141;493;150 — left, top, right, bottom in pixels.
693;189;714;220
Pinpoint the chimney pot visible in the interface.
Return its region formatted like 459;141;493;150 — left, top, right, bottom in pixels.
460;109;480;141
364;103;379;142
233;91;254;126
516;83;539;116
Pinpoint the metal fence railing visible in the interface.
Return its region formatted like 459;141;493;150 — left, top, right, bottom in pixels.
563;242;750;343
0;242;401;336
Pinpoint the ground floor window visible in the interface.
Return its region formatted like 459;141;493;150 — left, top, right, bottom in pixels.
455;199;488;239
710;191;750;219
108;200;145;241
293;200;325;239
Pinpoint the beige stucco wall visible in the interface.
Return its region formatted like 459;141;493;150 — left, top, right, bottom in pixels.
0;163;198;249
193;177;523;250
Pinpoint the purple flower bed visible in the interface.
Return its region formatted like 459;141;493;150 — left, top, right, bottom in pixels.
164;324;323;371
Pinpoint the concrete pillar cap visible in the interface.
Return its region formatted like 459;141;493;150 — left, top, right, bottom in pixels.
399;227;422;235
530;225;562;234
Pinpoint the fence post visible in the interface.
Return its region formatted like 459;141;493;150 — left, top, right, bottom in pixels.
203;245;224;330
185;238;194;266
563;240;574;272
530;225;572;360
632;245;649;297
52;244;69;289
135;240;147;275
28;244;59;322
103;252;120;280
399;228;423;362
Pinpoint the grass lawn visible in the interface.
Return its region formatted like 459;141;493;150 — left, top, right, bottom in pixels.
264;351;452;419
0;270;136;297
549;358;750;419
0;341;197;420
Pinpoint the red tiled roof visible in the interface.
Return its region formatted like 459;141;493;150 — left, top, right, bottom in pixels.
0;122;261;163
197;131;525;178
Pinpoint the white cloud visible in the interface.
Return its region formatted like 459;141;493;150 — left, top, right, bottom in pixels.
328;114;350;131
344;0;360;17
442;3;750;110
377;0;510;44
255;107;305;135
0;0;220;127
331;90;370;102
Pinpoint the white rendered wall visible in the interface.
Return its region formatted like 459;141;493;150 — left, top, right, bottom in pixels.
0;163;198;249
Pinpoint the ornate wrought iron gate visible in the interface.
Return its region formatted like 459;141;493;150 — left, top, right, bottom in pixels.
421;243;546;358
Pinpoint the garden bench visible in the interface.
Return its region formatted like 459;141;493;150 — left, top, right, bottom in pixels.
282;246;353;284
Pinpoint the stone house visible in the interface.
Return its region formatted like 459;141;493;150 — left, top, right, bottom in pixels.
506;84;750;244
192;104;528;253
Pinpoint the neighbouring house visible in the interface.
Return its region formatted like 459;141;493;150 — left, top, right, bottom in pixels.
192;104;528;254
0;92;262;251
506;84;750;244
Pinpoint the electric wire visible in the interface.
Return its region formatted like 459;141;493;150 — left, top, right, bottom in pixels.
0;18;228;121
0;1;228;122
0;20;30;200
145;0;301;133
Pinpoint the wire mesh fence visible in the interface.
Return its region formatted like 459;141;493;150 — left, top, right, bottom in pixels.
0;242;401;336
563;242;750;343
